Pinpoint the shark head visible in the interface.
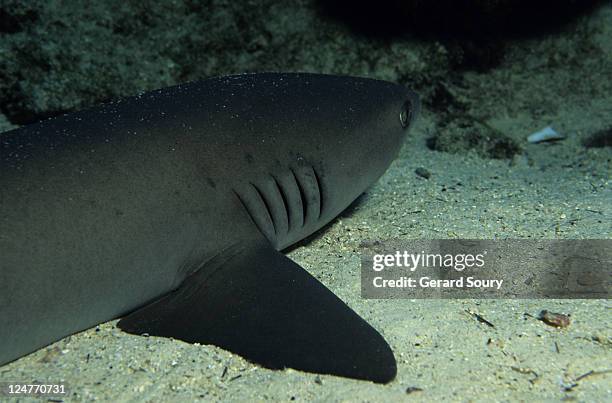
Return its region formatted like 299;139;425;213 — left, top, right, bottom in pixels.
300;74;420;225
202;73;420;248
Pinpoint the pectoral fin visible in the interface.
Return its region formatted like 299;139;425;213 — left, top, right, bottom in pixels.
118;240;396;383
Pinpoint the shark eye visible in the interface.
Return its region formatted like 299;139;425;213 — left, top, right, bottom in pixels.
399;99;414;129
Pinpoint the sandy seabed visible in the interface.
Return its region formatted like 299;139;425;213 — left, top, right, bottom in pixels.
2;106;610;402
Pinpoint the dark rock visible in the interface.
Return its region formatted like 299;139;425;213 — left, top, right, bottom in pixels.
428;116;522;159
414;167;431;179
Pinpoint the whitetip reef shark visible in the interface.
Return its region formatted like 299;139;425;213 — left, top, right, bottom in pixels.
0;72;419;383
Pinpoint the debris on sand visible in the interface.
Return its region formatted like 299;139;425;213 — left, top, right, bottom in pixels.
538;310;571;328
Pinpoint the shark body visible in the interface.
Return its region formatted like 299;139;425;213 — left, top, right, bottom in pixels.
0;73;418;383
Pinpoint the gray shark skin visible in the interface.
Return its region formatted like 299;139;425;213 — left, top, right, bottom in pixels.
0;73;418;383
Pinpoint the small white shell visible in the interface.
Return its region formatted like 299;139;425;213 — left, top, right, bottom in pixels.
527;126;565;143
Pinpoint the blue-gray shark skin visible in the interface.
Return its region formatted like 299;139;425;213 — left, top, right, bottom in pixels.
0;73;418;383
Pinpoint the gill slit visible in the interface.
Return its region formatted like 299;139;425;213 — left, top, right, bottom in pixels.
311;165;323;220
290;167;307;227
250;182;277;236
272;174;291;232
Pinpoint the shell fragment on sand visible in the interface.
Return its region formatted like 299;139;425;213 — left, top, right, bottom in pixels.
527;126;565;143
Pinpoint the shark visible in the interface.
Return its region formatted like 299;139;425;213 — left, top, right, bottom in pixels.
0;72;419;383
